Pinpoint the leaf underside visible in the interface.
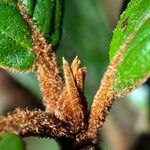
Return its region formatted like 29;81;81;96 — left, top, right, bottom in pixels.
109;0;150;93
0;1;35;71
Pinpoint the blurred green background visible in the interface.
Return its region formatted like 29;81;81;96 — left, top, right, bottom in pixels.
0;0;149;149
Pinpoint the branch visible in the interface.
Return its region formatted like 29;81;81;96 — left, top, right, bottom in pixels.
0;108;70;138
18;2;64;114
35;43;63;114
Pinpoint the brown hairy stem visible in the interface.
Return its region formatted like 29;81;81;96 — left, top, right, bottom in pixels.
34;36;63;114
18;2;64;114
0;108;69;138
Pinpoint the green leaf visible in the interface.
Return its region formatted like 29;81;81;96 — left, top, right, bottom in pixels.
49;0;65;47
0;1;35;71
109;0;150;94
32;0;65;47
32;0;55;39
1;0;17;7
0;133;25;150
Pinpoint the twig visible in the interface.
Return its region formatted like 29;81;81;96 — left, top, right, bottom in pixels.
0;108;70;138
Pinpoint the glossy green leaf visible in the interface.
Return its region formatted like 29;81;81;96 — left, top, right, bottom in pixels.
0;133;25;150
49;0;65;47
31;0;64;47
109;0;150;93
0;1;35;71
32;0;55;39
